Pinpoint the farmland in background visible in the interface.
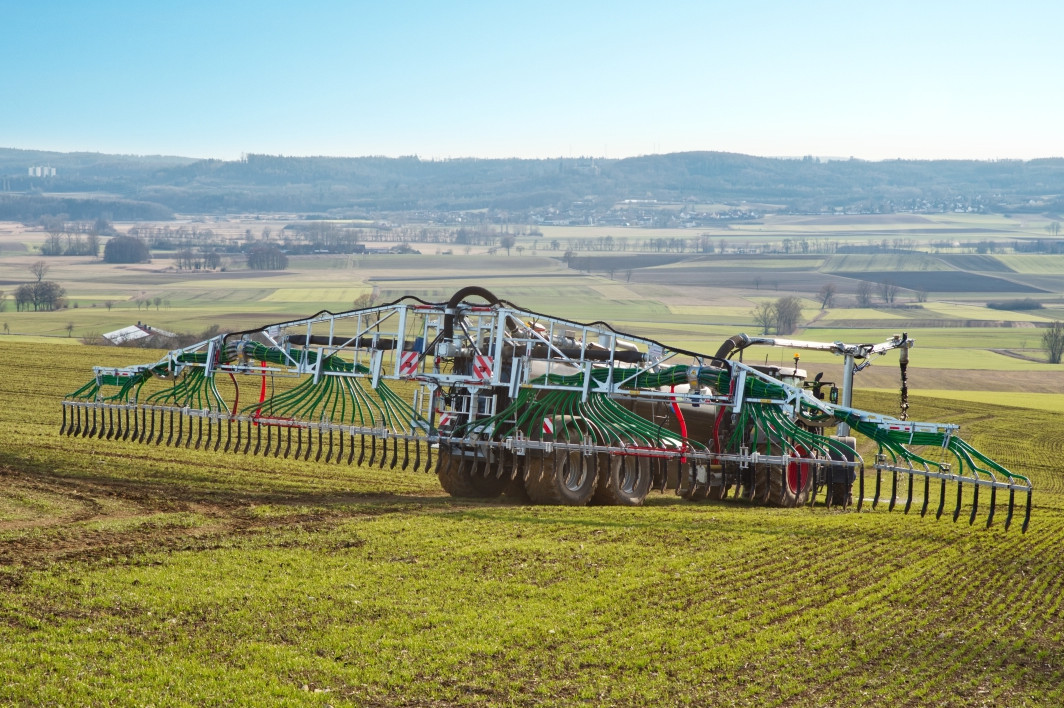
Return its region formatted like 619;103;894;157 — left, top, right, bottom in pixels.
2;212;1060;396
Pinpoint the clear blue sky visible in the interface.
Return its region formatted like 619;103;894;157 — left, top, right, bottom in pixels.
4;1;1063;161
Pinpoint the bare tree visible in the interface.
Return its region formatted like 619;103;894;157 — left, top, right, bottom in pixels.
1043;321;1064;364
500;234;517;255
28;260;49;282
41;219;65;255
65;322;75;338
774;296;804;335
352;292;375;309
817;283;837;309
855;280;874;307
752;302;776;334
104;300;114;311
878;280;900;305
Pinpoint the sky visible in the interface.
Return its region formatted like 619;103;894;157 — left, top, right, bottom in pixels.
4;1;1064;162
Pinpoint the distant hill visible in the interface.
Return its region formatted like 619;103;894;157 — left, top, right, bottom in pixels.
2;148;1064;220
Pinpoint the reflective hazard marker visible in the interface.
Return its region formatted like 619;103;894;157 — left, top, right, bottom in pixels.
399;351;419;377
472;354;493;381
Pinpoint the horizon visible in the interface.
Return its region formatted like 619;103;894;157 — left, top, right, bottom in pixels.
4;146;1063;165
5;1;1064;163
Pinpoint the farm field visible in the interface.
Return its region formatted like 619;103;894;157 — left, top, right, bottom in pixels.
2;217;1063;391
2;338;1064;705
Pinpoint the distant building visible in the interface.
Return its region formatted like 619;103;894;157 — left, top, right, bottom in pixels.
101;322;178;345
28;166;56;177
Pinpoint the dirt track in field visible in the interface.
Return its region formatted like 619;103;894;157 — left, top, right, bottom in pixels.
0;458;444;574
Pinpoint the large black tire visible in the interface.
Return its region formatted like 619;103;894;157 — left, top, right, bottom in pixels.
825;436;857;508
753;462;776;504
436;447;509;498
592;454;652;506
524;448;597;505
754;456;811;508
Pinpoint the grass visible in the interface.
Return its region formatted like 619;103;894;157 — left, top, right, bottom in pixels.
1;339;1063;705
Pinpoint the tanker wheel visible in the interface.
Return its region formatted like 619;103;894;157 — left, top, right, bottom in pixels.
770;458;811;507
436;447;508;498
826;436;857;508
524;448;597;505
592;454;651;506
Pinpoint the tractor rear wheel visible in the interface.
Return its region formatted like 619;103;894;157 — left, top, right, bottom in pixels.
826;436;857;508
592;454;651;506
754;455;811;508
436;447;508;498
524;448;597;505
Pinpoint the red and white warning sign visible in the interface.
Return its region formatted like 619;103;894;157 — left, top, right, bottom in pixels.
472;354;493;381
399;351;419;376
542;417;554;435
438;412;452;427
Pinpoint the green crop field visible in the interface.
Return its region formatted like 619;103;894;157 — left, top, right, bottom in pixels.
2;338;1063;706
994;254;1064;275
823;253;955;273
874;390;1064;414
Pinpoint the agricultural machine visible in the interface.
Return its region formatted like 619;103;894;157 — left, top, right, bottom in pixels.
62;286;1032;531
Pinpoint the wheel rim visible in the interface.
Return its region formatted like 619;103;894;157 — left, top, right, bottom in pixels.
618;457;638;495
561;453;587;491
787;446;810;494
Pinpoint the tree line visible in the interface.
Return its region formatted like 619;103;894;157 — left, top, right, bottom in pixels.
8;148;1064;218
